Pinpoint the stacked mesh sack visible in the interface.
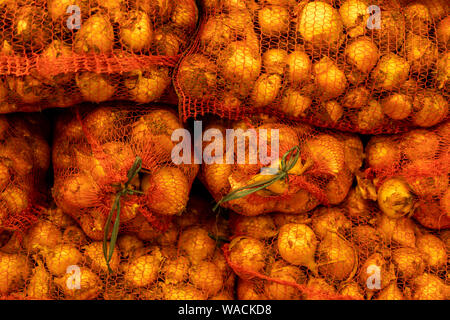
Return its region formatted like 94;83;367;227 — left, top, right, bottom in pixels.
0;0;198;112
0;113;50;233
176;0;449;134
0;195;236;300
216;118;449;300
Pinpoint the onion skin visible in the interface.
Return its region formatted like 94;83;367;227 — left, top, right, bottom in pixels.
311;207;352;239
345;37;379;73
264;263;306;300
382;94;412;120
189;261;223;297
54;267;102;300
0;252;30;295
228;236;266;277
313;57;347;100
436;16;450;47
237;279;268;300
412;90;448;127
258;5;289;36
371;54;410;91
263;49;288;75
250;74;282;108
179;227;216;264
74;14;114;54
339;281;364;300
359;253;396;297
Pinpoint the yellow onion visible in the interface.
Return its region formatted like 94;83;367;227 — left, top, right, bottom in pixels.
285;50;311;85
120;10;153;52
277;223;318;274
189;261;224;297
264;262;306;300
279;88;312;117
412;272;449;300
311;207;351;239
0;252;30;295
339;281;364;300
392;247;425;279
366;136;400;170
229;236;267;277
404;3;432;35
123;250;163;287
76;72;116;103
233;214;277;239
237;278;268;300
377;178;415;219
371;54;410;91
359;253;396;298
416;234;447;270
74;14;114;53
404;33;438;74
376;282;405;300
258;5;289;36
177;54;217;99
296;1;343;49
262;49;288;75
54;267;102;300
355;100;384;131
381;93;412;120
313;57;347;100
436;52;449;92
178;227;216;264
377;215;416;247
411;90;448;127
250;74;282;108
436;15;450;46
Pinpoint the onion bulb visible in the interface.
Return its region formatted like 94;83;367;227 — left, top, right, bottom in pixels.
411;90;448;127
279;88;312;117
381;93;412;120
344;37;379;74
316;232;357;281
286;50;311;85
436;15;450;46
123;250;163;287
228;236;267;277
376;215;416;248
311;207;352;239
73;14;114;54
366;136;400;170
83;241;121;274
0;252;30;295
264;263;306;300
377;178;415;219
412;273;449;300
258;5;289;36
376;282;405;300
233;214;277;239
415;234;447;270
54;267;102;300
178;227;216;264
277;223;318;274
263;49;288;75
391;247;425;279
355;100;384;131
296;1;343;49
313;57;347;100
177;54;217;99
404;33;438;73
250;74;282;108
42;244;83;276
371;54;410;91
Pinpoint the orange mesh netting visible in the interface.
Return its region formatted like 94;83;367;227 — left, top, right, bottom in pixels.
175;0;449;134
0;113;50;234
0;194;236;300
0;0;198;113
199;114;364;216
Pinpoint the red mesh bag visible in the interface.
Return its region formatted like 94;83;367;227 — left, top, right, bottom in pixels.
0;195;235;300
223;195;449;300
199;114;364;216
0;0;198;113
0;113;50;234
359;120;449;230
175;0;449;134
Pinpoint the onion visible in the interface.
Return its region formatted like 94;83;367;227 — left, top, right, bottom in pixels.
258;5;289;36
359;253;396;297
341;86;370;109
250;74;282;108
296;1;343;49
316;232;357;281
339;0;369;36
272;212;310;228
136;0;173;21
170;0;198;31
237;278;268;300
75;72;116;103
371;54;410;91
179;227;216;264
277;223;318;273
338;134;364;173
229;236;267;277
415;234;447;270
233;214;277;239
435;52;449;91
199;15;233;55
325;167;354;205
0;252;30;295
161;283;207;300
406;161;448;197
26;261;51;299
62;225;87;246
376;215;416;247
313;57;347;100
413;201;450;229
381;93;412;120
377;178;415;219
120;10;153;52
54;267;102;300
56;173;100;210
305;277;336;300
436;15;450;47
285;50;311;85
366;136;400;171
264;262;306;300
177;54;217;99
74;14;114;53
123;250;163;287
218;41;262;86
339;281;364;300
263;49;288;75
404;3;431;35
303;134;345;176
24;220;62;252
404;33;438;74
355;100;385;131
42;244;83;276
83;241;121;274
352;225;381;253
412;90;448;127
279;88;312;117
311;207;351;239
371;10;405;53
412;272;449;300
162;255;190;284
317;100;344;124
375;282;405;300
275;189;319;214
118;234;144;259
189;261;224;297
392;247;425;279
344;188;373;223
124;67;171;103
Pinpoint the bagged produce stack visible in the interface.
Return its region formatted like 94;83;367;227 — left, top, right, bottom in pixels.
0;196;235;300
200;115;364;216
0;113;50;233
176;0;448;134
0;0;198;112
